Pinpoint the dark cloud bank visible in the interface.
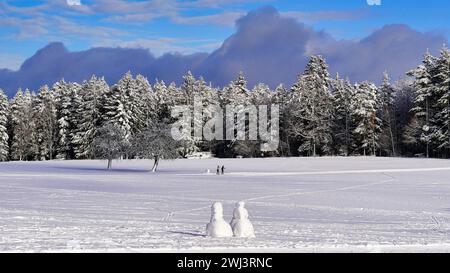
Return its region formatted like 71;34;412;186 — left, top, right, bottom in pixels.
0;6;447;97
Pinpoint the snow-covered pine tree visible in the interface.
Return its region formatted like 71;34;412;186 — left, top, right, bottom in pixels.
331;74;356;156
432;46;450;155
221;72;254;157
135;74;155;130
181;71;196;105
407;50;438;158
251;83;273;155
222;72;251;108
251;83;272;106
102;84;131;141
72;75;108;159
33;85;58;160
0;89;9;161
194;77;218;152
29;91;40;159
153;80;182;124
153;80;170;122
288;55;333;156
393;79;417;156
352;81;381;156
273;84;290;156
105;72;146;141
10;89;36;160
177;71;200;157
54;80;81;159
168;81;183;106
378;72;397;156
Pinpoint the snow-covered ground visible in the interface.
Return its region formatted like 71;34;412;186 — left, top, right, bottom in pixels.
1;157;450;253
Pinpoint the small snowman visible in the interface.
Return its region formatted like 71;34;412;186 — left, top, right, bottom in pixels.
230;201;255;238
206;202;233;238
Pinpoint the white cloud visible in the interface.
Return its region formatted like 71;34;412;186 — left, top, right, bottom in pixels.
367;0;381;6
95;37;220;56
67;0;82;6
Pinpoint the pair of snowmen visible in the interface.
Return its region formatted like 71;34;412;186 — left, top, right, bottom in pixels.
206;201;255;238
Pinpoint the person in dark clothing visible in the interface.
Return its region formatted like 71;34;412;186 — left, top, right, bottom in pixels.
221;165;225;175
216;166;220;175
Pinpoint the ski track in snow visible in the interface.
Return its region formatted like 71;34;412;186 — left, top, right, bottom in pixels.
1;157;450;252
167;173;397;220
176;166;450;177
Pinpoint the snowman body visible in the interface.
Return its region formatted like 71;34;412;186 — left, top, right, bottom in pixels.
206;202;233;238
230;202;255;238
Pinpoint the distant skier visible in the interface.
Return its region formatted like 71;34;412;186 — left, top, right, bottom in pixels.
216;166;220;175
221;165;225;175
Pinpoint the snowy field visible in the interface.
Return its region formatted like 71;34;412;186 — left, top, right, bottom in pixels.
1;157;450;253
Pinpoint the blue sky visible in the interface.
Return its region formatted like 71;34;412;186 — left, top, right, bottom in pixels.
0;0;449;70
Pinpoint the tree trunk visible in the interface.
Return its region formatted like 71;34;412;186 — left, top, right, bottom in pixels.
286;134;291;157
373;134;376;156
107;158;112;170
389;109;397;157
312;138;316;157
152;155;159;172
389;125;395;156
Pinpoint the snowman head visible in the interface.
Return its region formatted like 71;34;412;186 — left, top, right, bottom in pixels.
237;201;245;208
211;202;224;219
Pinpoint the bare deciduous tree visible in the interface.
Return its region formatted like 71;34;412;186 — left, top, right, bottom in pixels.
93;124;129;170
131;123;179;172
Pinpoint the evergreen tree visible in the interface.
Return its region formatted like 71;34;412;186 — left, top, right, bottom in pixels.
33;85;58;160
194;77;218;152
331;74;356;156
288;56;333;156
178;71;200;157
393;79;416;156
72;76;108;159
0;89;9;161
102;84;131;141
251;83;273;156
432;47;450;155
181;71;196;105
153;80;170;122
407;51;438;157
273;84;290;156
221;72;254;157
135;74;155;130
352;81;381;156
10;89;36;160
378;72;397;156
54;80;81;159
29;91;40;159
104;72;147;141
153;80;182;124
